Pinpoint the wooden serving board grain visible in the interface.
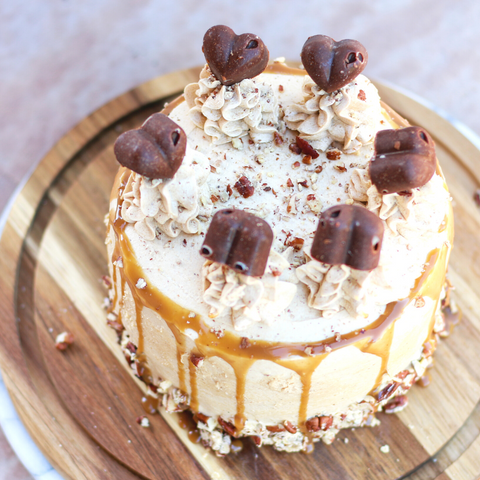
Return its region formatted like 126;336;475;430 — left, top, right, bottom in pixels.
1;67;480;480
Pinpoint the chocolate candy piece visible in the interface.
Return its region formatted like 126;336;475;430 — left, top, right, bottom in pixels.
202;25;269;86
301;35;368;93
369;126;436;194
114;113;186;179
311;205;383;271
201;209;273;277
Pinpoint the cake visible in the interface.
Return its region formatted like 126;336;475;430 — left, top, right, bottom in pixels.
105;26;455;455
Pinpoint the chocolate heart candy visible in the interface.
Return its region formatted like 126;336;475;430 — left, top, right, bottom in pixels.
369;126;436;194
113;113;186;179
311;205;383;271
202;25;269;86
301;35;368;93
201;209;273;277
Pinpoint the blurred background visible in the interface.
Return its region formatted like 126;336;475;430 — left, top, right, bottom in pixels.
0;0;479;477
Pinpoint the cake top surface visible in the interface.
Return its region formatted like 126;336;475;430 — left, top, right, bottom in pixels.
110;30;452;345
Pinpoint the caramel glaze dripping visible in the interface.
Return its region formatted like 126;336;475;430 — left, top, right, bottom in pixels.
109;169;452;434
107;78;454;434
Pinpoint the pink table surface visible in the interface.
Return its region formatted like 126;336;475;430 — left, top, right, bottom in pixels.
1;1;480;478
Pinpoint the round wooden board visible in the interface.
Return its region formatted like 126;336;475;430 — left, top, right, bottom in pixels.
1;67;480;480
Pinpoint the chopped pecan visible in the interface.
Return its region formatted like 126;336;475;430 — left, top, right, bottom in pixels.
286;178;294;188
377;382;401;402
315;165;323;174
423;340;435;357
55;332;74;351
357;90;367;101
266;425;285;433
107;319;124;333
218;417;237;437
384;395;408;413
240;337;250;349
306;417;320;432
252;435;262;446
286;236;304;251
319;416;333;431
296;137;319;159
284;421;297;434
190;354;204;367
396;370;410;380
273;132;284;145
226;184;233;197
302;155;312;165
194;412;210;423
136;415;150;427
234;176;255;198
326;150;341;161
289;143;302;155
414;296;426;308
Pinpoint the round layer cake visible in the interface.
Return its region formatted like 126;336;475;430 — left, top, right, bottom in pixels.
105;29;454;454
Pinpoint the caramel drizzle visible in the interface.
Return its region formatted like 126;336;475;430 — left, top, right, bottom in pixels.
108;87;454;431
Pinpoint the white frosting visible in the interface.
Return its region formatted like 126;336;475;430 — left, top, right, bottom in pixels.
348;168;449;239
202;249;297;331
122;146;212;240
116;71;451;343
185;64;282;145
296;252;373;319
284;74;382;153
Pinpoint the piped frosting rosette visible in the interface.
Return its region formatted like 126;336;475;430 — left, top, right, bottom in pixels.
121;146;212;240
284;74;382;153
202;249;297;330
348;168;449;239
296;251;374;319
185;65;282;145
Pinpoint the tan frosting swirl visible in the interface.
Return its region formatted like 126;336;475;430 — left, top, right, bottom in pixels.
296;252;373;319
185;65;282;145
122;146;211;240
348;168;449;238
202;249;297;330
284;74;382;153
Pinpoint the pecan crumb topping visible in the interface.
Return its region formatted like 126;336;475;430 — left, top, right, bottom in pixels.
266;425;285;433
273;132;284;145
284;421;297;434
289;143;302;155
377;382;401;402
190;354;204;367
296;136;319;159
55;332;74;351
327;150;342;160
414;296;426;308
286;236;305;251
357;89;367;101
234;176;255;198
218;417;237;437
